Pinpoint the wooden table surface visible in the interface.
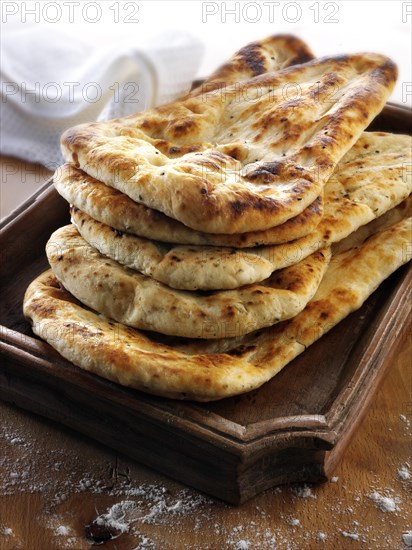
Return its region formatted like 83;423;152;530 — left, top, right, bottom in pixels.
1;157;411;550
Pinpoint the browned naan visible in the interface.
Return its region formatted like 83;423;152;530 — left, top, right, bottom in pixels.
24;216;411;400
61;53;396;233
55;163;323;247
189;34;314;96
69;132;411;290
46;225;330;338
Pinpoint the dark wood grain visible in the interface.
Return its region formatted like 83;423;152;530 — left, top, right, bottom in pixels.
0;104;411;504
368;102;412;133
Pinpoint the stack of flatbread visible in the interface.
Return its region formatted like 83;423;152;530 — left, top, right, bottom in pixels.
24;35;411;401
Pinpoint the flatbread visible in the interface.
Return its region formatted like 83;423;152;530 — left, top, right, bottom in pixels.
61;53;396;233
46;225;330;339
188;34;314;96
176;200;412;355
56;34;323;248
24;216;411;401
70;132;411;290
69;207;279;290
332;195;411;256
55;164;323;247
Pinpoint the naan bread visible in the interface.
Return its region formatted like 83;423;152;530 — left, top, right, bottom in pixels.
24;216;411;401
332;196;411;256
171;204;412;355
46;225;330;339
56;34;322;248
70;207;280;290
55;164;323;247
189;34;314;96
61;54;396;233
70;132;411;290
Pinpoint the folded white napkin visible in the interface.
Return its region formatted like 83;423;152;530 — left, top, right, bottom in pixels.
0;28;204;169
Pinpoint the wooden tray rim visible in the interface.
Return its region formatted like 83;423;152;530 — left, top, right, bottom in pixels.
2;262;410;450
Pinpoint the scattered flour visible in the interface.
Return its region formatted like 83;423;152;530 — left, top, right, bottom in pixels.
368;491;400;513
2;418;411;549
399;415;411;428
82;485;215;547
94;500;137;534
341;530;359;541
402;531;412;547
11;438;25;445
55;525;70;536
132;534;156;549
397;465;411;481
292;484;316;499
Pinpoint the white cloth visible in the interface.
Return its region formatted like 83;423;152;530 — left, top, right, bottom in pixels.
0;28;204;169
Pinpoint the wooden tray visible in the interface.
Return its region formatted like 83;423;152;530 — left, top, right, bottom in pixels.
1;104;411;504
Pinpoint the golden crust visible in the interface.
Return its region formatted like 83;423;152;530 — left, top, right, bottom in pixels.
23;36;409;402
61;53;397;234
55;163;323;247
46;225;330;339
189;34;314;96
70;132;411;290
24;216;411;400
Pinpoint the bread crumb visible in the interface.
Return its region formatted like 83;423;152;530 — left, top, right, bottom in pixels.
330;476;339;483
